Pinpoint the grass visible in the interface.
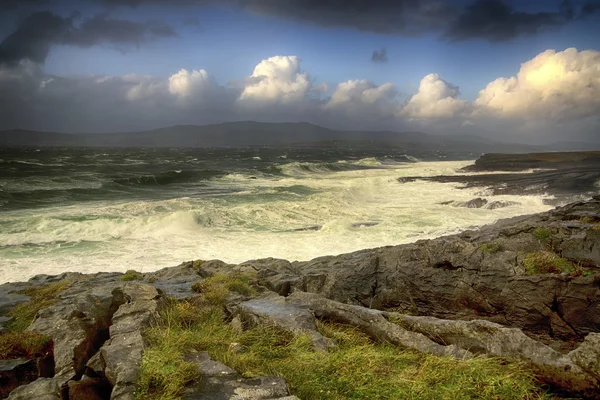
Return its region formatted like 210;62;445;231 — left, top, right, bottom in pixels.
532;228;552;241
191;272;258;305
523;251;577;275
0;331;53;359
136;299;551;400
121;269;144;281
480;241;502;254
4;280;71;332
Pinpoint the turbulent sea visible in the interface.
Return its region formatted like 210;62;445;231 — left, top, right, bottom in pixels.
0;147;556;283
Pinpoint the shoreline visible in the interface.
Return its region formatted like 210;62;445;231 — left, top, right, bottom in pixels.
1;195;599;398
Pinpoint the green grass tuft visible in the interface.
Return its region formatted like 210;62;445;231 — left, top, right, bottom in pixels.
523;251;576;275
532;227;552;241
480;241;502;254
5;280;71;332
137;299;551;400
191;273;257;305
121;269;144;281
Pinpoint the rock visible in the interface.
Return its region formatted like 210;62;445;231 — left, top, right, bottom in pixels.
26;277;126;381
386;312;599;395
182;351;294;400
144;263;201;299
234;293;334;351
486;200;520;209
351;222;379;228
7;377;61;400
569;333;600;382
86;283;163;400
460;197;488;208
286;292;471;359
0;282;31;332
0;356;54;398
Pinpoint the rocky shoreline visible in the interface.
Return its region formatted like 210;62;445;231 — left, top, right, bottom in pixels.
399;151;600;203
1;195;599;399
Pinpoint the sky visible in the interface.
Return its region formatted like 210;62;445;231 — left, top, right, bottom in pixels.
0;0;599;144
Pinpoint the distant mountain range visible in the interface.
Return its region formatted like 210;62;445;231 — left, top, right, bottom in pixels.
1;121;598;153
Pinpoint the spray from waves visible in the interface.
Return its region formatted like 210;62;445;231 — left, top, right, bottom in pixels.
0;156;563;283
274;157;410;176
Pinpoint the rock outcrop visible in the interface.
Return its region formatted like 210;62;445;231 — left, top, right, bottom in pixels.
0;197;599;399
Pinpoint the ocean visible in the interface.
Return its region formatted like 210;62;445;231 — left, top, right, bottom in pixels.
0;147;555;283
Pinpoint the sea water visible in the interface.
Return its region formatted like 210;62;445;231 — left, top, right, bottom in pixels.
0;147;555;283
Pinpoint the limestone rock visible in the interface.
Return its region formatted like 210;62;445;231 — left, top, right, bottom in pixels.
182;351;294;400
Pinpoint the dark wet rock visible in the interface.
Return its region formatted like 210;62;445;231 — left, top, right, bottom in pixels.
351;221;379;228
182;351;296;400
463;151;600;172
460;198;488;208
293;225;322;232
234;293;334;351
486;200;521;209
0;357;54;399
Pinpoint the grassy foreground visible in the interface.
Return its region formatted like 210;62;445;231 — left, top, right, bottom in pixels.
136;278;552;400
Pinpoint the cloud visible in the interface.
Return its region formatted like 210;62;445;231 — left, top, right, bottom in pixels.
473;48;600;120
371;47;388;63
323;79;400;124
1;49;599;143
445;0;567;41
0;11;176;65
238;56;312;106
581;1;600;17
402;73;467;119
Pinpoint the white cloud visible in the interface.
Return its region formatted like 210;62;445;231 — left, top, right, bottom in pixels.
1;50;599;143
238;56;311;105
401;73;467;119
474;48;600;120
169;68;214;97
324;80;399;116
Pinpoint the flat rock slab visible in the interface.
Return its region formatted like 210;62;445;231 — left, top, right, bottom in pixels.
235;294;333;351
183;351;294;400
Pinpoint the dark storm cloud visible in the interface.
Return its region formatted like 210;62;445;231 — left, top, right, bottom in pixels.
581;1;600;16
0;11;70;65
98;0;591;42
0;11;176;65
64;14;176;47
371;47;388;63
445;0;567;41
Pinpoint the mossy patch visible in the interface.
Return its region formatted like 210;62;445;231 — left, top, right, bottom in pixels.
5;280;71;332
137;299;551;400
480;241;502;253
191;273;257;305
0;331;53;359
191;260;205;272
580;216;600;224
121;269;143;281
523;251;577;275
532;227;552;241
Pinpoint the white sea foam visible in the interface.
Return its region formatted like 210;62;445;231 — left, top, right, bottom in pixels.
0;160;556;283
